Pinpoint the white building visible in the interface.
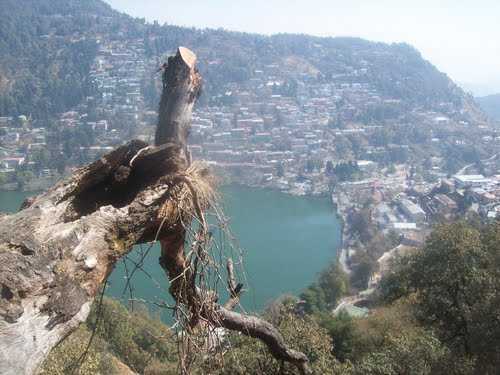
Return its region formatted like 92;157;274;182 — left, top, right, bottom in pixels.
454;174;491;188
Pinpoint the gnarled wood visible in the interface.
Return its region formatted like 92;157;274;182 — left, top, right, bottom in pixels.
0;46;311;375
0;140;185;375
215;307;310;374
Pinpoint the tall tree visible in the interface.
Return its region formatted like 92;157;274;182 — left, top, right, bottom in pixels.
380;222;500;371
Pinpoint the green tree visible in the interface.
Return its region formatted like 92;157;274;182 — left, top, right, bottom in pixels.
350;250;377;290
217;302;351;374
380;222;500;371
86;298;178;374
300;262;349;313
317;262;349;306
300;284;328;314
316;311;356;362
354;330;473;375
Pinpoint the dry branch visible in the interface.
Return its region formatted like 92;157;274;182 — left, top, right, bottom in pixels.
0;46;310;375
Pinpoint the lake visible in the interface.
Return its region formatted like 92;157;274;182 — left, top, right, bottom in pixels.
0;186;341;321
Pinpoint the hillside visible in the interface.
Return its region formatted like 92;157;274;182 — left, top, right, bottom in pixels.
0;0;141;122
0;0;486;125
476;93;500;120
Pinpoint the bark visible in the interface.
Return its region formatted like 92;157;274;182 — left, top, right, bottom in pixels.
0;140;185;375
0;46;310;375
156;46;201;159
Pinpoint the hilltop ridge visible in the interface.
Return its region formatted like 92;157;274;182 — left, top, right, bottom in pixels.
476;93;500;121
0;0;486;124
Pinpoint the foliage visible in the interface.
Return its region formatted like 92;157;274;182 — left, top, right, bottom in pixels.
43;297;178;374
380;221;500;372
315;311;356;362
318;301;473;374
300;283;329;314
0;0;102;118
214;302;351;374
300;262;349;313
349;249;378;290
86;298;178;374
353;329;473;375
332;161;361;182
347;208;375;243
40;325;113;375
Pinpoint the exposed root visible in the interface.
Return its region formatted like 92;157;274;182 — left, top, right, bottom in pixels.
155;162;311;374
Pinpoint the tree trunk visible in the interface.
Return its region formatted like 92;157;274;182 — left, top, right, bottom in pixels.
0;140;186;374
0;47;310;375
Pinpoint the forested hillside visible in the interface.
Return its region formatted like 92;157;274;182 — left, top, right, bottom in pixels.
149;29;470;108
0;0;485;124
0;0;142;122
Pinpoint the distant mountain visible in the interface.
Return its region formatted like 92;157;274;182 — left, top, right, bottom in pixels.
0;0;487;125
476;94;500;121
460;81;500;97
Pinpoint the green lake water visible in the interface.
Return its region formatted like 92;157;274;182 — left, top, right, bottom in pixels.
0;186;341;322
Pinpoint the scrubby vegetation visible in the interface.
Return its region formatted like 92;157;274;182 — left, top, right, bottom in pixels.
41;298;178;374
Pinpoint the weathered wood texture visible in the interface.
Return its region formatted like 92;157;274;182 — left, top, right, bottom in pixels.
156;46;201;158
0;47;310;375
0;47;197;375
0;140;186;374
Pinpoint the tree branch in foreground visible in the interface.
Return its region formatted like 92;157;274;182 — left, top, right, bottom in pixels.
0;46;310;375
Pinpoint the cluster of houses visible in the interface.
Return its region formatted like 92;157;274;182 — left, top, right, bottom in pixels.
1;20;499;199
185;57;487;196
333;170;500;317
0;36;150;189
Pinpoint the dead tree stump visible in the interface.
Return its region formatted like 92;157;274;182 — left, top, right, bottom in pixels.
0;47;310;375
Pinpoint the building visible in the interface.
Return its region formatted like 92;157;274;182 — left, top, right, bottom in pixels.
454;174;491;188
392;222;418;231
433;194;458;213
398;199;426;222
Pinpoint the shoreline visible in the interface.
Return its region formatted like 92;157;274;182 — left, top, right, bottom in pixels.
222;181;330;200
330;190;352;275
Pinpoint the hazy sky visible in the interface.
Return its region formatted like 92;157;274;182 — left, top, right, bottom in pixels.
105;0;500;95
